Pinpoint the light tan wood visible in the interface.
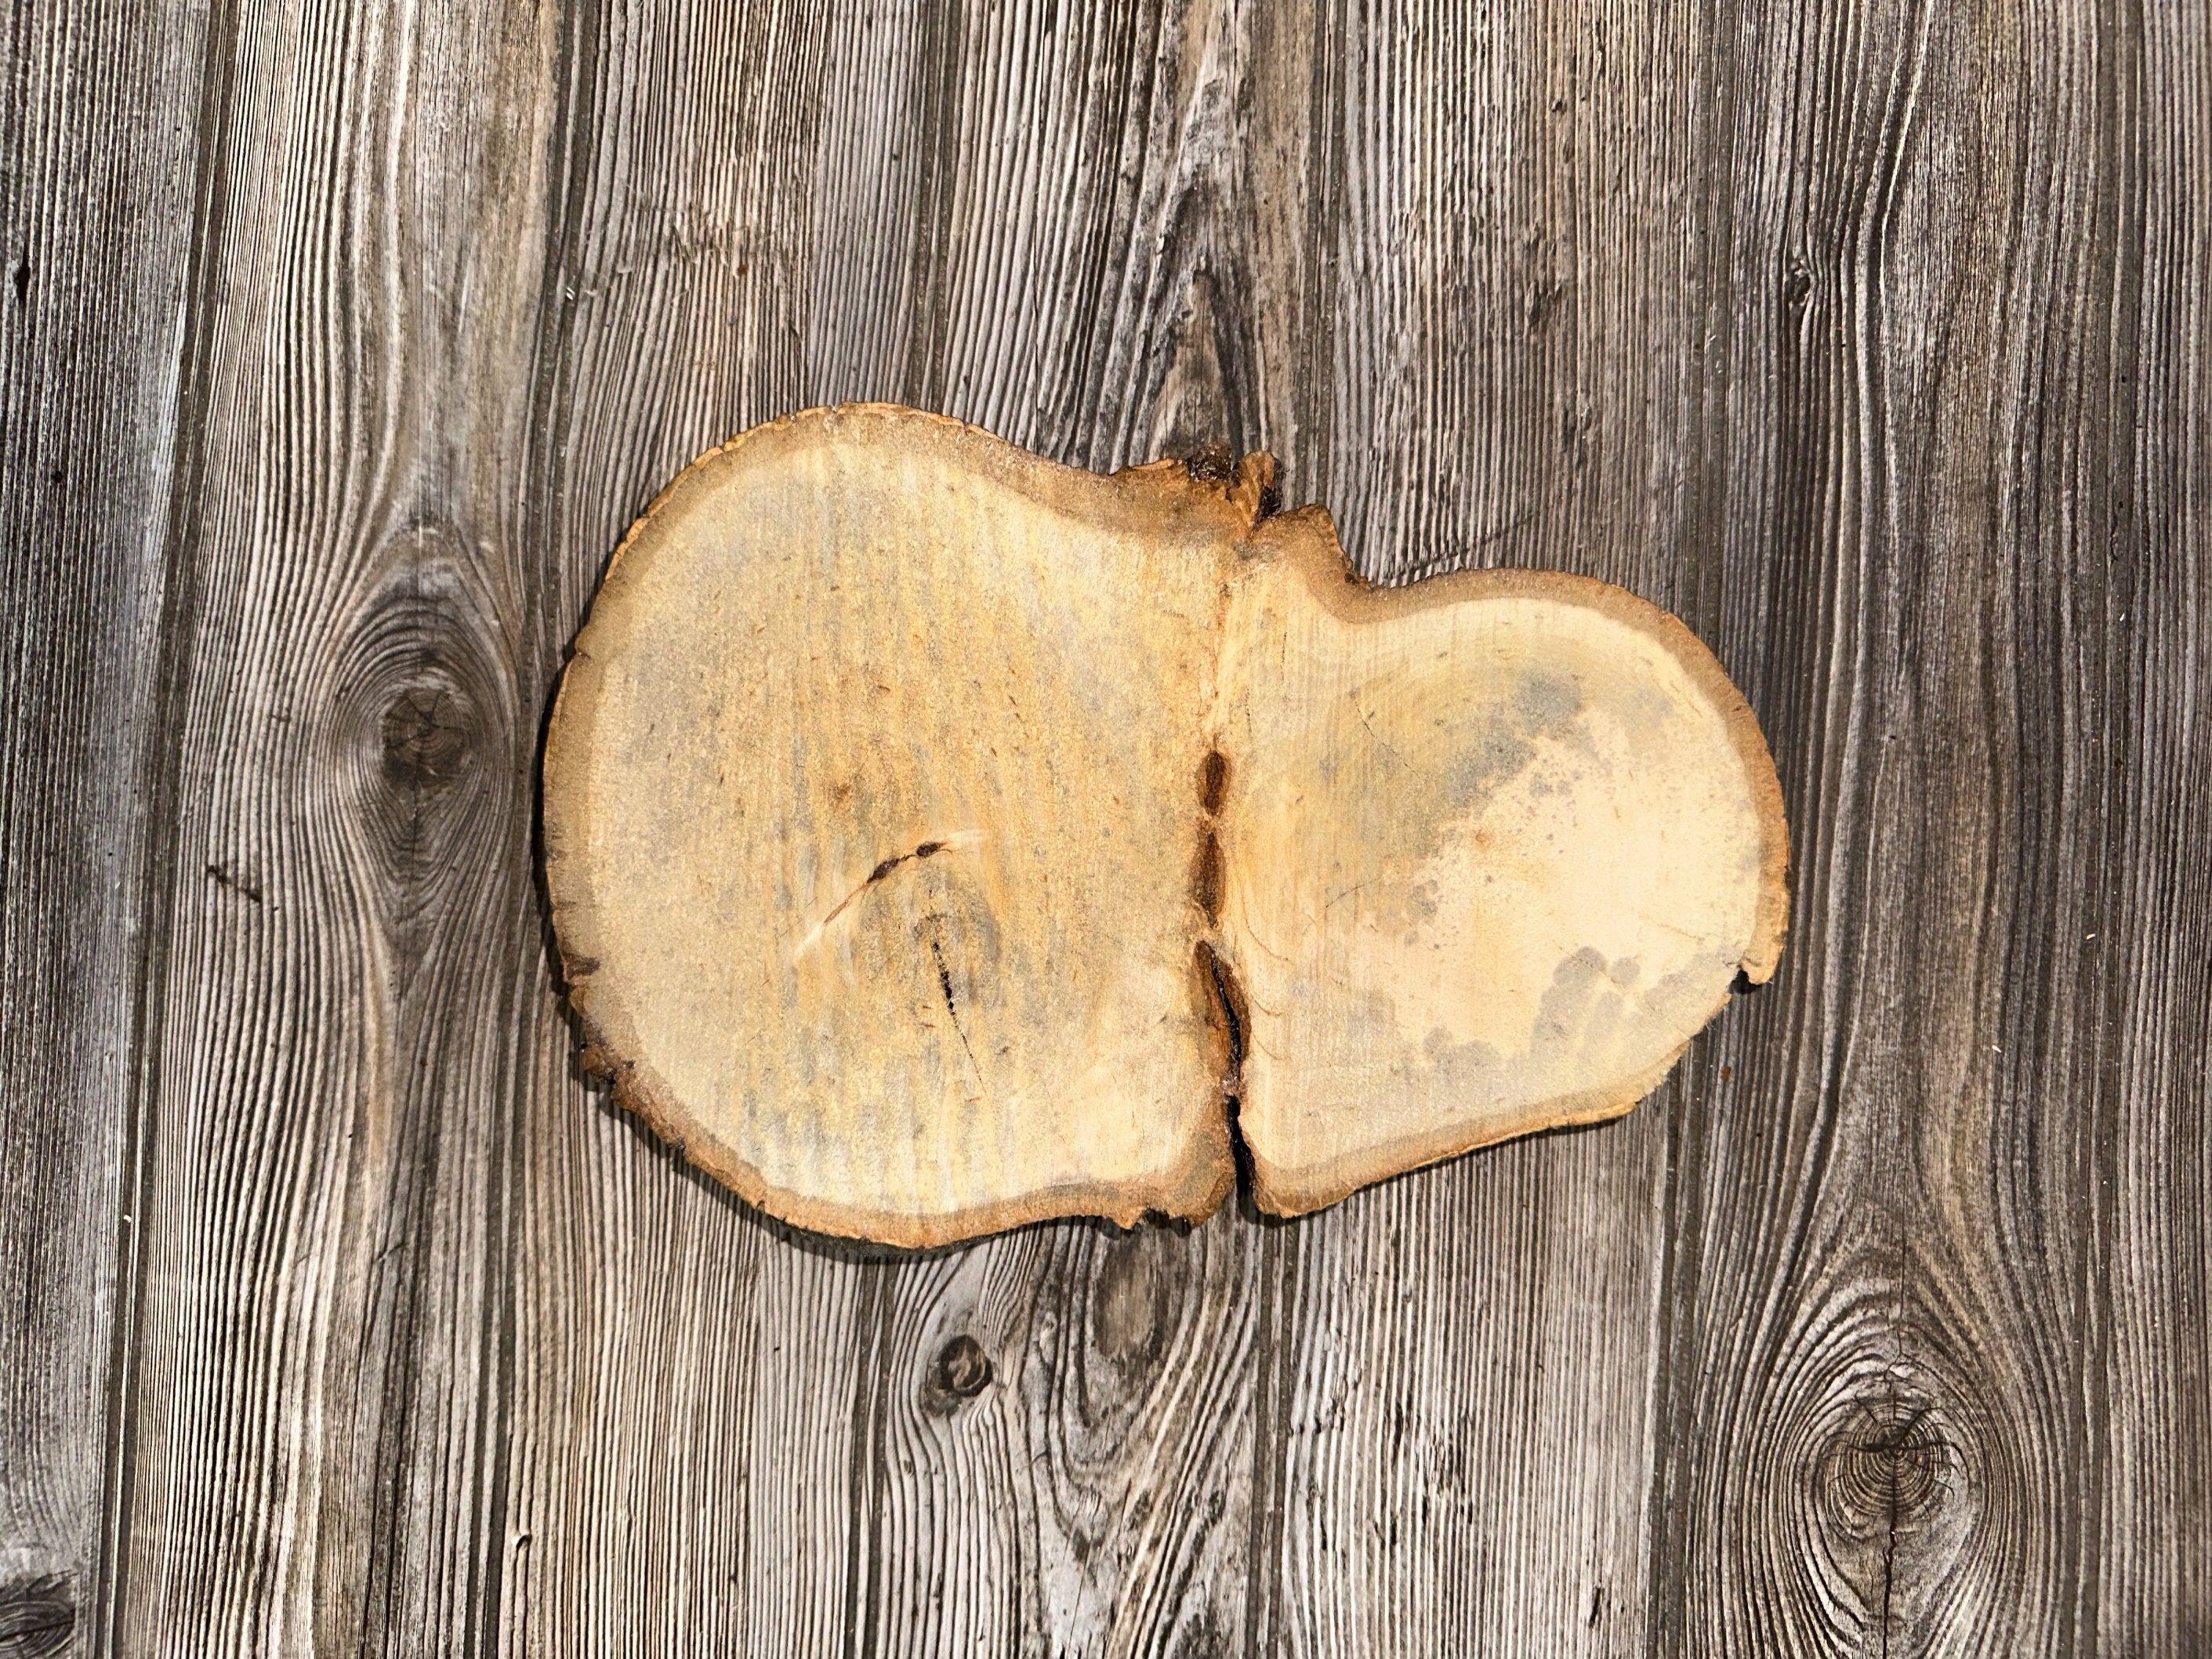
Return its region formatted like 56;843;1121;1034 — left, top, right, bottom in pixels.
544;404;1787;1243
1213;511;1789;1214
543;406;1264;1246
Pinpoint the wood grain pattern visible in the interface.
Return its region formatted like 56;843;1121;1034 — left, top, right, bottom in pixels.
0;0;205;1650
104;2;562;1650
1242;4;1728;1652
1644;3;2211;1654
0;0;2203;1654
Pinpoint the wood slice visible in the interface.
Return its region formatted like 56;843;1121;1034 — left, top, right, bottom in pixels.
1214;511;1789;1213
542;404;1788;1244
543;406;1260;1246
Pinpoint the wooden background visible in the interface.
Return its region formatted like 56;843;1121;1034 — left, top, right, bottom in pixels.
2;0;2206;1652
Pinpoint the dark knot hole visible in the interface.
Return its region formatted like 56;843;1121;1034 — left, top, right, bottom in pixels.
930;1334;994;1402
379;683;474;788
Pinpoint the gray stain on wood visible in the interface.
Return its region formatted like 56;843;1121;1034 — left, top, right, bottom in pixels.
1;0;2205;1653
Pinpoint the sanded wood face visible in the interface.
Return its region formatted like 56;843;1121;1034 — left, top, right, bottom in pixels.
545;404;1786;1244
545;408;1254;1244
1216;520;1788;1212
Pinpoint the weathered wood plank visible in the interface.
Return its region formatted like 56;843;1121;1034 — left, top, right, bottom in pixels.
106;1;564;1650
491;2;871;1650
1239;0;1722;1650
2096;5;2211;1648
502;2;1275;1653
0;1;205;1652
1647;0;2212;1654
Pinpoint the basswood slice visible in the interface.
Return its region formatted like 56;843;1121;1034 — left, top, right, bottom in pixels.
1214;522;1789;1213
542;404;1788;1245
545;408;1249;1246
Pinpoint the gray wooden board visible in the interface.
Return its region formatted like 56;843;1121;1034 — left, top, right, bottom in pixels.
0;0;2204;1654
0;0;209;1650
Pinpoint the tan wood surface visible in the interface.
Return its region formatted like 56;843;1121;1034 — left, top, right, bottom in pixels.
2;0;2206;1653
542;408;1784;1243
